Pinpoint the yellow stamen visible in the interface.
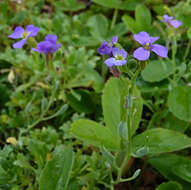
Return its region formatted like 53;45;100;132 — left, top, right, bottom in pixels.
22;31;29;39
109;42;112;47
144;42;150;50
116;55;123;60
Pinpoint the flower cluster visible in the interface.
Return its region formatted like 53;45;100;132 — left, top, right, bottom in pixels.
9;25;61;55
98;36;127;67
98;13;183;65
162;14;182;28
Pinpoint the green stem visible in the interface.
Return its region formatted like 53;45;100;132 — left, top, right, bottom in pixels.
111;9;118;29
114;66;141;185
27;85;56;130
184;39;191;62
172;37;177;87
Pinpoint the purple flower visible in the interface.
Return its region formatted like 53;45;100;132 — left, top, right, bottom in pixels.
133;31;168;61
97;36;118;56
104;47;127;67
32;34;61;55
9;25;40;48
163;14;182;28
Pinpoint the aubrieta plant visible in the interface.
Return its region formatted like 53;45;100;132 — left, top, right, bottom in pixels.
3;1;191;189
72;27;169;187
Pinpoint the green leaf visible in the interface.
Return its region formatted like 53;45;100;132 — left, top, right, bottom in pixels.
54;0;86;11
67;89;95;114
148;111;188;133
39;146;74;190
149;154;191;189
156;181;182;190
27;139;49;168
142;60;173;82
109;23;129;38
71;119;120;150
133;128;191;156
187;27;191;39
13;153;34;171
135;4;151;31
102;77;143;137
137;78;169;93
92;0;120;9
168;86;191;121
122;15;138;33
92;0;145;10
87;14;109;41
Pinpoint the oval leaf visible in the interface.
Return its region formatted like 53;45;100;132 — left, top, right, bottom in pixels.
39;146;74;190
133;128;191;156
71;119;120;150
156;181;182;190
135;4;151;31
168;86;191;121
149;154;191;186
92;0;145;10
142;60;173;82
102;77;143;137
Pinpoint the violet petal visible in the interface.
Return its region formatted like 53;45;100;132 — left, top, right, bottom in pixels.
151;44;168;58
120;49;127;59
9;26;24;39
26;25;40;37
12;39;27;48
112;47;121;57
150;36;160;44
163;14;173;22
170;20;182;28
133;31;150;45
104;58;115;67
111;36;118;44
45;34;58;43
114;59;127;66
133;47;150;61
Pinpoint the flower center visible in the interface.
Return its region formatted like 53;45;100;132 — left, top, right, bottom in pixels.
109;42;112;47
144;42;150;50
22;31;29;39
116;55;124;60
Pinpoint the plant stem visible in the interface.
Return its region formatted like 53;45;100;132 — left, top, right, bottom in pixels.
172;37;177;87
27;83;56;130
114;66;141;184
184;39;191;62
111;9;118;29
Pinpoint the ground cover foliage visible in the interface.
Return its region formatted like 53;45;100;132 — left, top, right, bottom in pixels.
1;0;191;189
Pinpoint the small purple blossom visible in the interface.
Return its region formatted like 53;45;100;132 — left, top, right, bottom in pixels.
32;34;61;55
104;47;127;67
9;25;40;48
163;14;182;28
133;31;168;61
97;36;118;56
